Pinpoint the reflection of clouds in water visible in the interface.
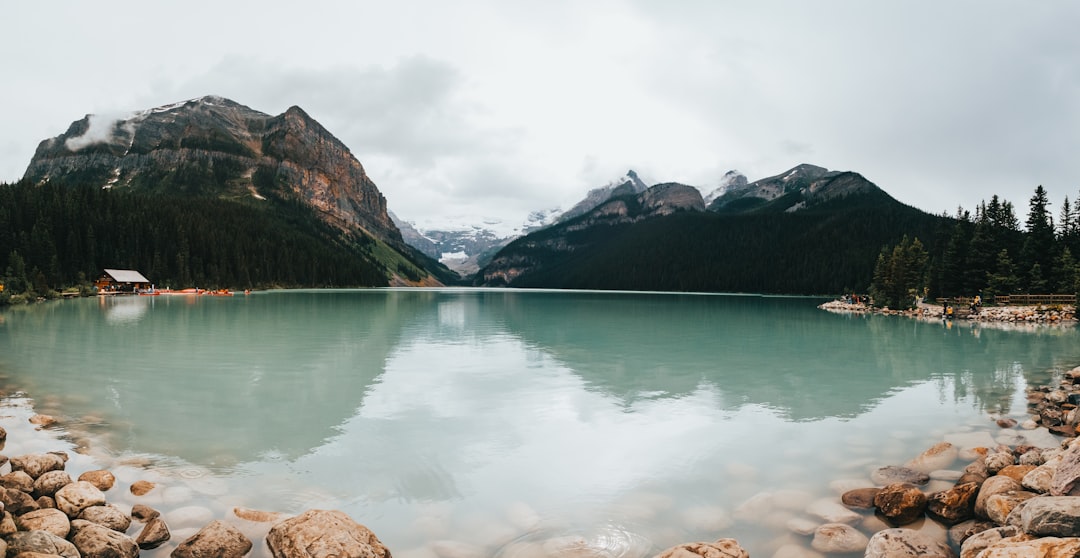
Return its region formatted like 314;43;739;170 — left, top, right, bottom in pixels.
104;297;151;325
437;300;466;328
305;335;736;509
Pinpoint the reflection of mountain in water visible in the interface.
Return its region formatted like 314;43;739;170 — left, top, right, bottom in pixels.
493;292;1080;421
0;292;439;468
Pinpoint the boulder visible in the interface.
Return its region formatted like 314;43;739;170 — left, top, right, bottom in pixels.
28;414;57;427
984;491;1037;525
958;526;1018;558
69;519;139;558
129;480;155;496
9;453;66;479
5;530;80;558
77;470;116;492
78;503;132;532
810;523;869;554
0;510;18;536
1023;462;1057;493
654;539;748;558
840;487;879;509
1;470;36;492
997;465;1037;483
926;482;978;525
984;452;1015;474
1;486;40;514
266;510;390;558
973;534;1080;557
32;470;72;497
905;442;959;473
1050;445;1080;496
1020;496;1080;537
957;458;990;486
172;520;252;558
874;483;927;526
36;495;55;509
54;481;106;518
871;466;929;486
15;508;71;539
947;519;996;547
131;504;160;522
974;476;1022;520
136;517;171;550
864;528;954;558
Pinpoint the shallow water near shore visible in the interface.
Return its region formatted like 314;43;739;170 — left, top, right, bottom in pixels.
0;289;1079;557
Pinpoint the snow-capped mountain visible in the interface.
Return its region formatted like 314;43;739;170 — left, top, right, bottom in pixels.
700;170;749;206
556;170;649;224
391;209;562;276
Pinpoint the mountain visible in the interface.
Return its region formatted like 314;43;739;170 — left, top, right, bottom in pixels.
701;170;748;206
16;96;455;288
706;163;886;214
392;208;562;276
556;169;649;223
476;165;948;294
25;96;401;243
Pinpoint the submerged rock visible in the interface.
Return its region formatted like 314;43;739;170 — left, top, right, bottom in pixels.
172;520;252;558
266;509;389;558
810;523;869;554
871;466;929;486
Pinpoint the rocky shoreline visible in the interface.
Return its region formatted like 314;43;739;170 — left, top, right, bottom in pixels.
819;300;1077;325
3;364;1080;558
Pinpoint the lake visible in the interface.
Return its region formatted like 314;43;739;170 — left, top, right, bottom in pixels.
0;289;1078;557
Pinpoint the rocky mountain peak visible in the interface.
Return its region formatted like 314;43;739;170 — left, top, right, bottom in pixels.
23;96;400;245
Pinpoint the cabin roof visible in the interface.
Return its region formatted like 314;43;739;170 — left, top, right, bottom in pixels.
103;269;151;283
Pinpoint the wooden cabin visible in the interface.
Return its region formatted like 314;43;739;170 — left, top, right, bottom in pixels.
94;269;152;294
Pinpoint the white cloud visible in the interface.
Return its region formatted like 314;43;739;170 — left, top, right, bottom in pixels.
2;1;1080;224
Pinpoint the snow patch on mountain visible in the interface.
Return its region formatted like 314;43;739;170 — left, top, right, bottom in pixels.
701;170;748;206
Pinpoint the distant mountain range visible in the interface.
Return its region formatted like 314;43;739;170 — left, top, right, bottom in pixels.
474;164;946;294
10;94;949;295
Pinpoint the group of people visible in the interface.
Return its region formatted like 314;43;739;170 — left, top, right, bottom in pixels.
942;294;982;320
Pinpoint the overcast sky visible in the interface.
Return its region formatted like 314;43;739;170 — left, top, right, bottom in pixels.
3;1;1079;229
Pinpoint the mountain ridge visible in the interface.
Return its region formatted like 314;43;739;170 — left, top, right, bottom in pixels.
24;95;402;246
18;95;455;288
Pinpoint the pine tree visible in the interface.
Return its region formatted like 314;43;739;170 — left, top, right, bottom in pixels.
986;249;1019;298
1021;186;1055;290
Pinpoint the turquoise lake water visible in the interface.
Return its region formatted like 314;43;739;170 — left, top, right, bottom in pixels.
0;289;1078;557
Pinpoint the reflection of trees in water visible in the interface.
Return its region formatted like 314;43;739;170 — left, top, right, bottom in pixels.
865;317;1080;417
501;294;1080;421
0;292;437;468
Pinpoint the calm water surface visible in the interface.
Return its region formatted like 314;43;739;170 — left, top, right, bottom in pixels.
0;289;1078;557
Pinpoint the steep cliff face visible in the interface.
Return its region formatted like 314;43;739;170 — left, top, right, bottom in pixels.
23;96;400;245
479;182;704;285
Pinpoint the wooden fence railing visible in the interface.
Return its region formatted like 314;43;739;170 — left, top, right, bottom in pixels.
935;294;1076;306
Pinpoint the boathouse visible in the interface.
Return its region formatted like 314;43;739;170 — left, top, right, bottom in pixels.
94;269;152;294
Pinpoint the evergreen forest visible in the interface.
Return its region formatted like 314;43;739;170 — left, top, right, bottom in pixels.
0;179;449;304
869;186;1080;308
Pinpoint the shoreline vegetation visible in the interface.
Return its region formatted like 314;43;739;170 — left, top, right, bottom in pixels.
0;353;1078;555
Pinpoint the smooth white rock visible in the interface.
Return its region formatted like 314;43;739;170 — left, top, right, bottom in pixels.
806;498;861;524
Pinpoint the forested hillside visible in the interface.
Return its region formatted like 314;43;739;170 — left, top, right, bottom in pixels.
0;180;454;302
485;191;948;294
